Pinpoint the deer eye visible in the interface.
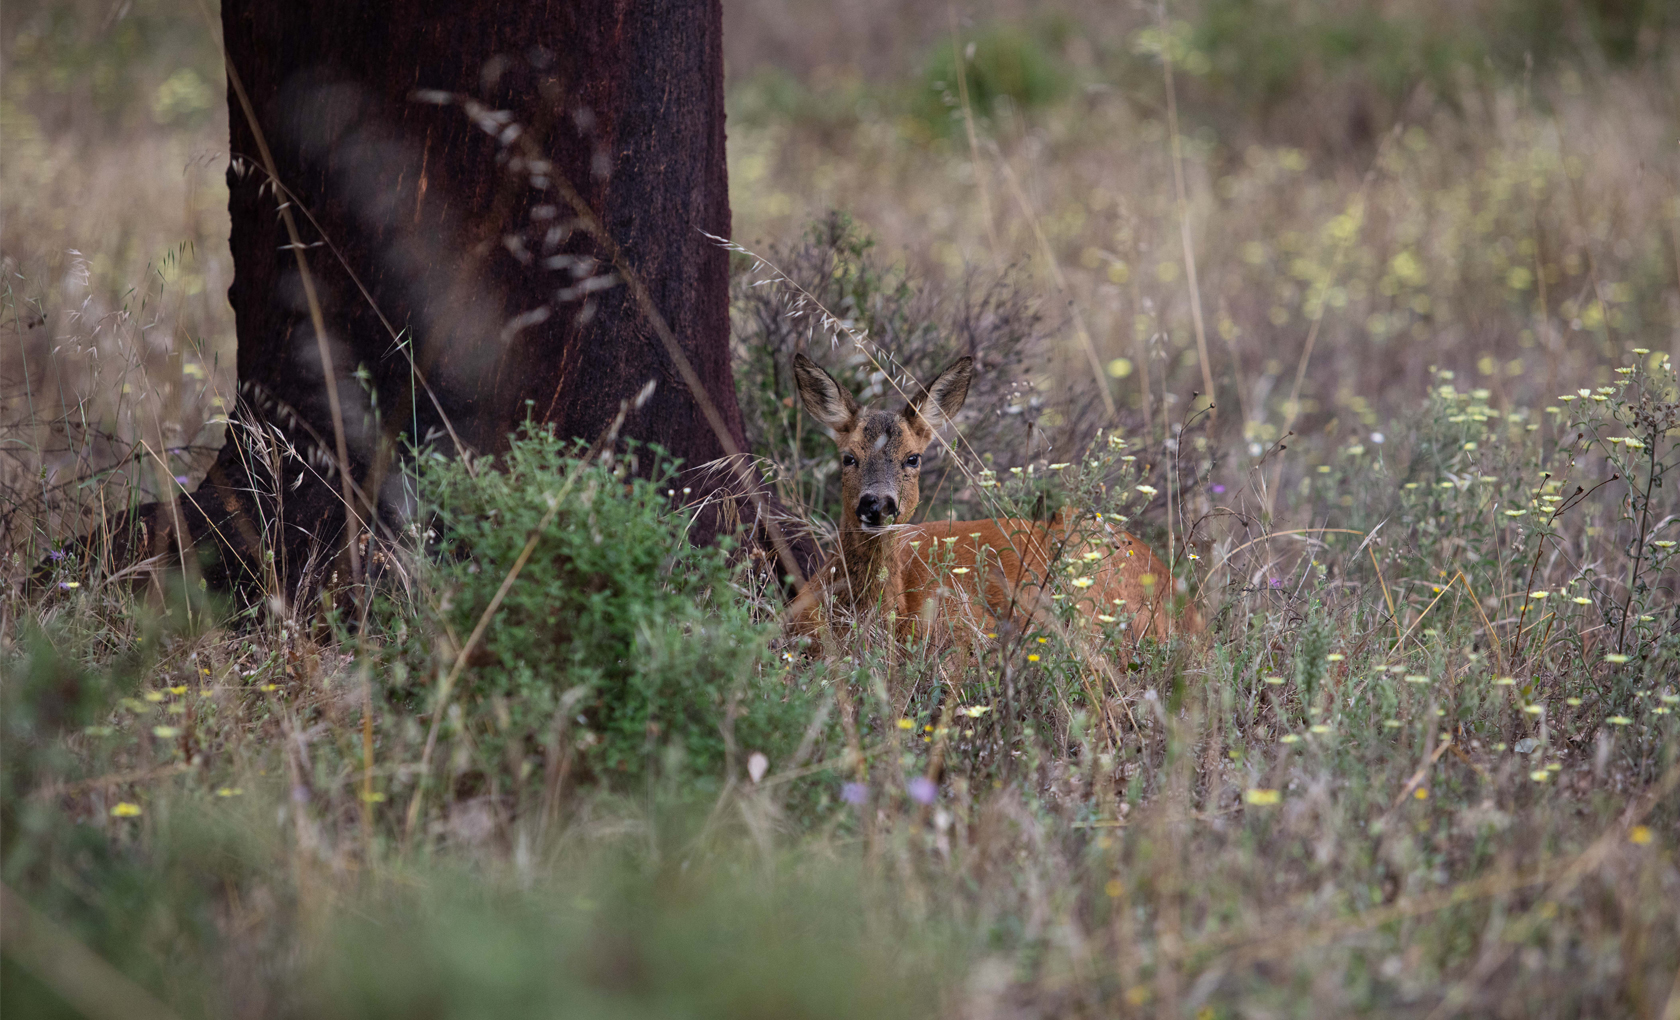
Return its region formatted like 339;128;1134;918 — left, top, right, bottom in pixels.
904;454;921;470
841;453;857;468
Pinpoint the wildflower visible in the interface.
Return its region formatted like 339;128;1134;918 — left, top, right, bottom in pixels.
1038;637;1048;643
1528;591;1549;600
950;567;971;575
896;718;915;730
1263;675;1285;685
841;782;868;805
1632;347;1650;355
907;777;937;805
260;684;278;692
959;705;992;718
1530;769;1550;782
216;787;244;797
143;691;166;703
1072;577;1094;589
1326;653;1344;662
1565;697;1582;706
1629;826;1653;845
1572;597;1592;605
1523;704;1543;715
1463;442;1477;451
111;803;143;817
1244;789;1282;805
1309;724;1331;734
1660;693;1678;704
1560;394;1578;402
1279;734;1301;744
168;685;187;695
1027;654;1041;662
1414;788;1428;800
1105;879;1124;897
1604;654;1630;664
1135;484;1158;496
1097;614;1117;623
1606;716;1632;726
152;726;181;739
1211;483;1226;494
1504;509;1527;517
1383;720;1402;728
1654;541;1676;549
1404;674;1430;684
58;581;80;590
1081;551;1103;562
1370;432;1385;444
1493;676;1517;686
1048;463;1070;471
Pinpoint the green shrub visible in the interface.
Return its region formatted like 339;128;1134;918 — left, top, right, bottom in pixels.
381;427;810;790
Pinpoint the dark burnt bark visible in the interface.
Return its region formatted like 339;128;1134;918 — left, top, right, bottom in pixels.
113;0;814;601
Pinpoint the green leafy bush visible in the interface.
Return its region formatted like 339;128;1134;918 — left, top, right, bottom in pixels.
382;427;809;789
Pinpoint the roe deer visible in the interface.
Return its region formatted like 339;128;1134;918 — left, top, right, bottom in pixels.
785;353;1194;646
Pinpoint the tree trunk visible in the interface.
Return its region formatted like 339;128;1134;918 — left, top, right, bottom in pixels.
113;0;812;601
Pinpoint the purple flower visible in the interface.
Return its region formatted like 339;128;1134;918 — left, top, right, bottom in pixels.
841;782;868;805
1210;484;1226;494
174;475;190;486
907;776;937;805
1269;577;1282;588
47;548;65;561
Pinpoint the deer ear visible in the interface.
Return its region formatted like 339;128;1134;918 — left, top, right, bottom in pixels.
793;353;859;433
906;356;973;429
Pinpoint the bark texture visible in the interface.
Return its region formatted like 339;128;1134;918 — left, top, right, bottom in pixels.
116;0;809;599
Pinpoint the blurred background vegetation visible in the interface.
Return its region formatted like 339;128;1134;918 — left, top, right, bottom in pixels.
3;1;1678;1017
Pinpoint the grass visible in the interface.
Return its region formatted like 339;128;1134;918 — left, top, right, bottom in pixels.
4;1;1679;1016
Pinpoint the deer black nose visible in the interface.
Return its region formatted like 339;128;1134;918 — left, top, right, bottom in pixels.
857;493;898;527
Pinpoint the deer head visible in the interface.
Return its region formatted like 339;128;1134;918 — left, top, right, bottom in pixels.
793;353;973;534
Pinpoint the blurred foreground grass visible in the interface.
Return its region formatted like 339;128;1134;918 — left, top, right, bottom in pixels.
4;1;1679;1017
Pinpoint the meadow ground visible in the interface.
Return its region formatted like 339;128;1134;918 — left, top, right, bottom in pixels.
3;1;1679;1016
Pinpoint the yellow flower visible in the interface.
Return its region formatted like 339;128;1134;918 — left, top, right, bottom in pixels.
1493;676;1517;686
1530;769;1550;782
168;685;187;695
111;802;142;817
1071;577;1094;589
1135;484;1158;496
216;787;244;797
1263;675;1285;685
1404;674;1430;684
1504;509;1527;517
1309;724;1331;734
1528;591;1549;599
1244;789;1282;805
1027;654;1041;662
143;691;166;703
1383;719;1402;728
1629;825;1653;845
152;726;181;739
1279;734;1301;744
1081;550;1103;562
1604;654;1630;664
1413;787;1429;800
1523;704;1543;715
1105;879;1124;897
949;567;971;575
896;718;915;730
1572;597;1592;605
1565;697;1582;706
1326;653;1344;662
1606;716;1632;726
